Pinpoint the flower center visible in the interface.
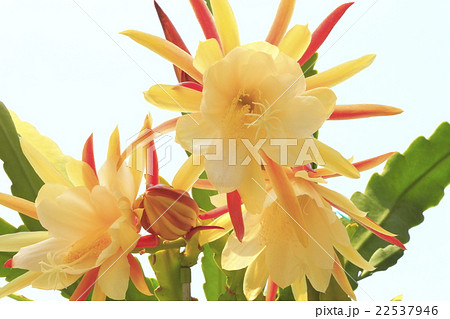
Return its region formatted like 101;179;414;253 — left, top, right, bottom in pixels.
63;231;112;265
224;89;281;139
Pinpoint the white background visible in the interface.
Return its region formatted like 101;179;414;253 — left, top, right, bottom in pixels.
0;0;449;302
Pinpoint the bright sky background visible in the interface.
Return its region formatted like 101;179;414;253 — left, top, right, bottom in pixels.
0;0;449;302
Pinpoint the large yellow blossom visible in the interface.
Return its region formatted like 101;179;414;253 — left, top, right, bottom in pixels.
0;117;147;300
199;153;401;300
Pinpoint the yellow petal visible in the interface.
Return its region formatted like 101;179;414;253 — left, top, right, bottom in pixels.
0;271;41;299
315;184;366;218
332;257;356;300
128;254;152;296
222;213;265;270
261;153;308;246
97;251;130;300
333;241;374;271
144;84;202;113
120;30;203;83
391;294;404;301
92;282;107;301
32;271;79;290
306;54;376;89
107;127;121;163
237;161;267;214
315;185;395;237
210;193;227;208
278;25;311;62
0;232;50;252
210;0;240;54
265;0;297;46
291;275;308;301
19;138;72;186
172;155;205;191
198;214;232;246
0;193;38;219
243;250;268;301
66;160;99;190
352;215;396;237
10;110;74;181
314;139;360;179
194;38;223;74
302;87;336;118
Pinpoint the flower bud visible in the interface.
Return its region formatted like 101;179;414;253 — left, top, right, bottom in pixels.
141;185;199;240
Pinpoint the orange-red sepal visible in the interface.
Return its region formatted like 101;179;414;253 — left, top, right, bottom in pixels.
299;2;354;65
3;258;13;268
136;234;161;248
265;277;278;301
189;0;222;49
69;267;100;301
362;217;406;250
154;1;195;83
82;134;97;177
227;190;244;242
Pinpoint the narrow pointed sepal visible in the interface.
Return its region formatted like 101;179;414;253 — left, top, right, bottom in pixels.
0;271;41;299
227;190;244;242
266;0;297;46
329;104;403;120
127;254;152;296
299;2;354;65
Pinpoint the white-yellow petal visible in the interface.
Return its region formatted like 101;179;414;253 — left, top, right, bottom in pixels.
222;213;264;270
97;251;130;300
243;250;268;300
291;275;308;301
198;214;233;246
0;232;50;252
194;39;223;74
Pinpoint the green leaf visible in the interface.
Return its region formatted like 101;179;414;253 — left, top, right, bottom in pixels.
204;0;212;13
192;171;218;211
301;53;318;78
0;102;44;231
149;248;183;300
7;293;32;301
319;277;351;301
201;243;227;301
207;236;247;301
346;122;450;285
125;278;159;301
277;286;295;301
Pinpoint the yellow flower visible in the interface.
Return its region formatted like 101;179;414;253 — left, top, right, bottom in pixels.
119;0;378;210
200;153;401;300
0;116;148;300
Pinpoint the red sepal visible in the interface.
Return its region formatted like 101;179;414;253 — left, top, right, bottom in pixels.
136;234;161;248
3;258;12;268
227;190;244;242
265;277;278;301
154;1;195;83
82;133;97;177
299;2;354;65
189;0;222;50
